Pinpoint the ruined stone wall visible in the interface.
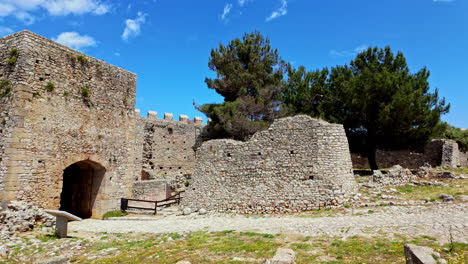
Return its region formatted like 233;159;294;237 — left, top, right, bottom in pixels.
132;180;170;201
134;111;204;183
182;115;357;214
0;31;137;218
351;139;464;169
460;151;468;167
351;151;433;169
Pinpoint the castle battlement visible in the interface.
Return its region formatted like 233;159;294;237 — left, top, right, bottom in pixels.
135;109;205;125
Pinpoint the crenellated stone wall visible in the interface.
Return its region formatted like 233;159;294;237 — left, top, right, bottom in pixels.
133;111;205;184
0;30;137;218
182;115;358;214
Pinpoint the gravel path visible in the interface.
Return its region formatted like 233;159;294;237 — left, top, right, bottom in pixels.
70;204;468;243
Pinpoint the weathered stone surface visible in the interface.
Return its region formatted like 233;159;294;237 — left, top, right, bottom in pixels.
371;165;417;186
182;208;192;215
0;245;9;258
134;113;204;185
434;171;456;179
33;256;69;264
456;195;468;202
0;201;54;241
440;194;454;202
0;31;137;218
266;248;296;264
182;115;357;214
198;208;207;215
417;163;433;178
404;244;444;264
351;139;467;169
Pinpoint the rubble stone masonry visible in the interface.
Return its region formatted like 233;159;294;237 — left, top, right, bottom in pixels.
182;115;358;213
0;31;137;218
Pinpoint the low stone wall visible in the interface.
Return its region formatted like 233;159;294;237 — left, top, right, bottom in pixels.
352;139;466;169
132;180;171;201
182;115;357;214
352;151;430;169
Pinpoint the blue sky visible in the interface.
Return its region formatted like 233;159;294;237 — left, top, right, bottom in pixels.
0;0;467;127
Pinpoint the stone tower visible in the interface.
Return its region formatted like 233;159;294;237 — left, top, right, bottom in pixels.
0;31;137;218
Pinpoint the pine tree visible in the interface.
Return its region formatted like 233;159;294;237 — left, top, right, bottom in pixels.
198;32;286;140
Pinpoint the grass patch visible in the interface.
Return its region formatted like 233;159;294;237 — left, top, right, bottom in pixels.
45;82;55;92
8;231;467;264
394;180;467;201
102;210;128;219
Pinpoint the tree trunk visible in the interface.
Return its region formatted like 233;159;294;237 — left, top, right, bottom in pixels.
366;128;379;170
367;145;379;171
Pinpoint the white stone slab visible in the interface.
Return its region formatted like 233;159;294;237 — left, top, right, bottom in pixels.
44;210;82;221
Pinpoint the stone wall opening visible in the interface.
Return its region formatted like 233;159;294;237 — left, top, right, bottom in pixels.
59;160;106;218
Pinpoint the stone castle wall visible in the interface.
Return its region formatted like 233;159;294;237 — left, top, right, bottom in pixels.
182;115;357;214
133;111;204;184
0;31;137;218
0;33;21;194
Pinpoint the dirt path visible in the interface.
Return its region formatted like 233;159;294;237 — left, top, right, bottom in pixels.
70;203;468;243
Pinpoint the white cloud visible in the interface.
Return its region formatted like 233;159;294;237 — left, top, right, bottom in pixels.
238;0;252;7
0;0;109;25
433;0;455;2
354;45;368;53
122;12;147;41
266;0;287;22
0;26;13;36
53;31;96;50
330;45;369;58
220;3;233;21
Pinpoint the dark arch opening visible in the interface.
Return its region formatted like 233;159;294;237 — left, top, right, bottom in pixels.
59;160;106;218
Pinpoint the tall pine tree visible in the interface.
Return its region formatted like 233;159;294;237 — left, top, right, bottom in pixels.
198;32;286;140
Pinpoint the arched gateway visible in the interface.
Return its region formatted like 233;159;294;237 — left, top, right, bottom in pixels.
59;160;106;218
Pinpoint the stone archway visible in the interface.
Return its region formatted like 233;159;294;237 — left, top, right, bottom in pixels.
59;160;106;218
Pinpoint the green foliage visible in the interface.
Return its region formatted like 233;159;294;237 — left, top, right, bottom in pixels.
437;123;468;150
81;87;91;97
282;65;329;117
0;80;12;98
45;82;55;92
102;210;128;219
63;91;69;96
283;46;449;169
7;57;17;65
76;55;88;64
36;234;59;242
198;31;286;140
7;48;19;66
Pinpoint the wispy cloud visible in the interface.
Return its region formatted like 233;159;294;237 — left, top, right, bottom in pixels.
0;26;13;36
0;0;110;24
433;0;455;2
266;0;287;22
238;0;252;7
220;3;233;21
122;12;147;41
53;31;96;50
330;45;369;58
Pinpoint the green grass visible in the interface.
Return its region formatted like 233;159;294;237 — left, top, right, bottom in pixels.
394;180;467;201
434;167;468;174
102;210;128;219
6;231;467;264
